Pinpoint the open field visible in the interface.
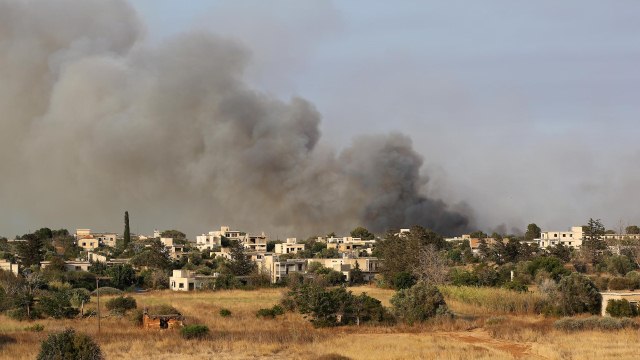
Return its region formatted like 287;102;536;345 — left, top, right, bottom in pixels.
1;286;639;359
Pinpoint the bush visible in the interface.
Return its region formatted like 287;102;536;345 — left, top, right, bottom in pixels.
219;308;232;317
608;277;632;291
24;324;44;332
90;287;122;296
37;328;103;360
552;273;601;316
256;305;285;319
391;271;416;290
37;290;79;319
129;309;144;326
70;288;91;308
7;307;40;321
502;280;528;293
148;304;181;315
181;324;209;340
589;276;609;291
606;299;639;317
554;316;639;331
391;281;447;325
105;296;137;314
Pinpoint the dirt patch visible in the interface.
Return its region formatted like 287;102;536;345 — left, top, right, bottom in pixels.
437;329;544;359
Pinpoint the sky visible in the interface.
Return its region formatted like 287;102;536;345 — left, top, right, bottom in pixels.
129;0;640;233
2;0;640;238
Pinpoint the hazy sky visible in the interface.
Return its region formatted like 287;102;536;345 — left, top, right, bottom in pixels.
129;0;640;233
2;1;640;237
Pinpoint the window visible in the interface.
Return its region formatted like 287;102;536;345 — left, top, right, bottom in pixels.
562;234;566;237
179;283;184;288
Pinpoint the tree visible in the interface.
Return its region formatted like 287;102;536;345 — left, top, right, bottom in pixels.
477;238;490;258
553;273;601;316
412;244;448;286
469;231;487;239
390;281;448;325
228;241;256;276
17;233;45;267
350;227;374;240
160;230;186;240
582;218;607;265
525;223;541;241
123;211;131;248
626;225;640;235
106;264;136;290
349;261;365;285
130;240;171;270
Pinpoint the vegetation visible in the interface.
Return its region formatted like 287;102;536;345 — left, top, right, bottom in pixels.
391;281;448;324
219;308;232;317
180;324;209;340
37;328;102;360
606;299;639;317
105;295;137;314
256;305;285;319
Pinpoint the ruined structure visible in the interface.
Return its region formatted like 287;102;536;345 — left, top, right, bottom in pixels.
142;308;184;329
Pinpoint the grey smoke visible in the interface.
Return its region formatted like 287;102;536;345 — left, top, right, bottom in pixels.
0;0;471;237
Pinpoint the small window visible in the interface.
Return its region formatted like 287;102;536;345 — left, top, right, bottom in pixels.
179;283;184;288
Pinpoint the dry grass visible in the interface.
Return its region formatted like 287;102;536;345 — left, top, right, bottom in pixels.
1;286;639;359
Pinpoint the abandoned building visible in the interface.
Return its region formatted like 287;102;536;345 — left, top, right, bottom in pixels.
142;308;184;329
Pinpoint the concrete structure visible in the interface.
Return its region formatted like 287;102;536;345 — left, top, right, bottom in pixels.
142;308;183;329
77;237;99;251
537;226;584;249
271;258;307;283
40;260;91;272
308;257;380;282
445;234;471;242
245;233;268;252
196;226;244;251
600;291;640;316
0;259;20;275
274;238;305;255
170;269;203;291
95;233;117;247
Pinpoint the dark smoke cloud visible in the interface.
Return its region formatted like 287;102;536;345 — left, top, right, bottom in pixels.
0;0;471;237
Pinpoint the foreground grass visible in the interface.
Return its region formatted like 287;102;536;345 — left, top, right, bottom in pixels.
0;286;639;359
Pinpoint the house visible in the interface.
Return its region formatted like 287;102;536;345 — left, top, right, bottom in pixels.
469;238;509;255
244;233;268;252
536;226;584;249
326;237;376;255
160;238;186;260
274;238;305;255
0;259;20;275
308;257;380;282
77;237;99;251
600;291;640;316
95;233;118;247
271;258;307;283
196;226;243;251
170;269;202;291
40;260;91;272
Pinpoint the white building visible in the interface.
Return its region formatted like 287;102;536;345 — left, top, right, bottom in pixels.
169;269;217;291
274;238;305;255
0;260;20;275
196;226;268;252
537;226;583;249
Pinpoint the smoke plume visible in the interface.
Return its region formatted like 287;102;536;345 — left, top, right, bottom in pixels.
0;0;471;237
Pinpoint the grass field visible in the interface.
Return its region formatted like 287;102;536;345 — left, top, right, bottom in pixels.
0;286;639;359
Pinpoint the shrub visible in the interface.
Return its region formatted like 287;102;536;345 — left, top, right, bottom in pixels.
552;273;601;316
129;309;144;326
69;288;91;308
554;316;639;331
181;324;209;340
24;324;44;332
7;307;40;321
391;271;416;290
148;304;181;315
105;295;137;314
37;290;79;319
256;305;285;319
219;308;232;317
608;277;632;291
502;280;528;293
440;285;548;315
391;281;447;325
90;287;122;296
589;276;609;291
606;299;639;317
37;328;103;360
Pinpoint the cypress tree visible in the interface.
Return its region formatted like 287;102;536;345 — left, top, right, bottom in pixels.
123;211;131;248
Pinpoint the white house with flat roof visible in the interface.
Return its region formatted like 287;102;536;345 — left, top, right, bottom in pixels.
537;226;583;249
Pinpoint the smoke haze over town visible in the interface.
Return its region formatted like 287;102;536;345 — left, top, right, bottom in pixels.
2;0;640;238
